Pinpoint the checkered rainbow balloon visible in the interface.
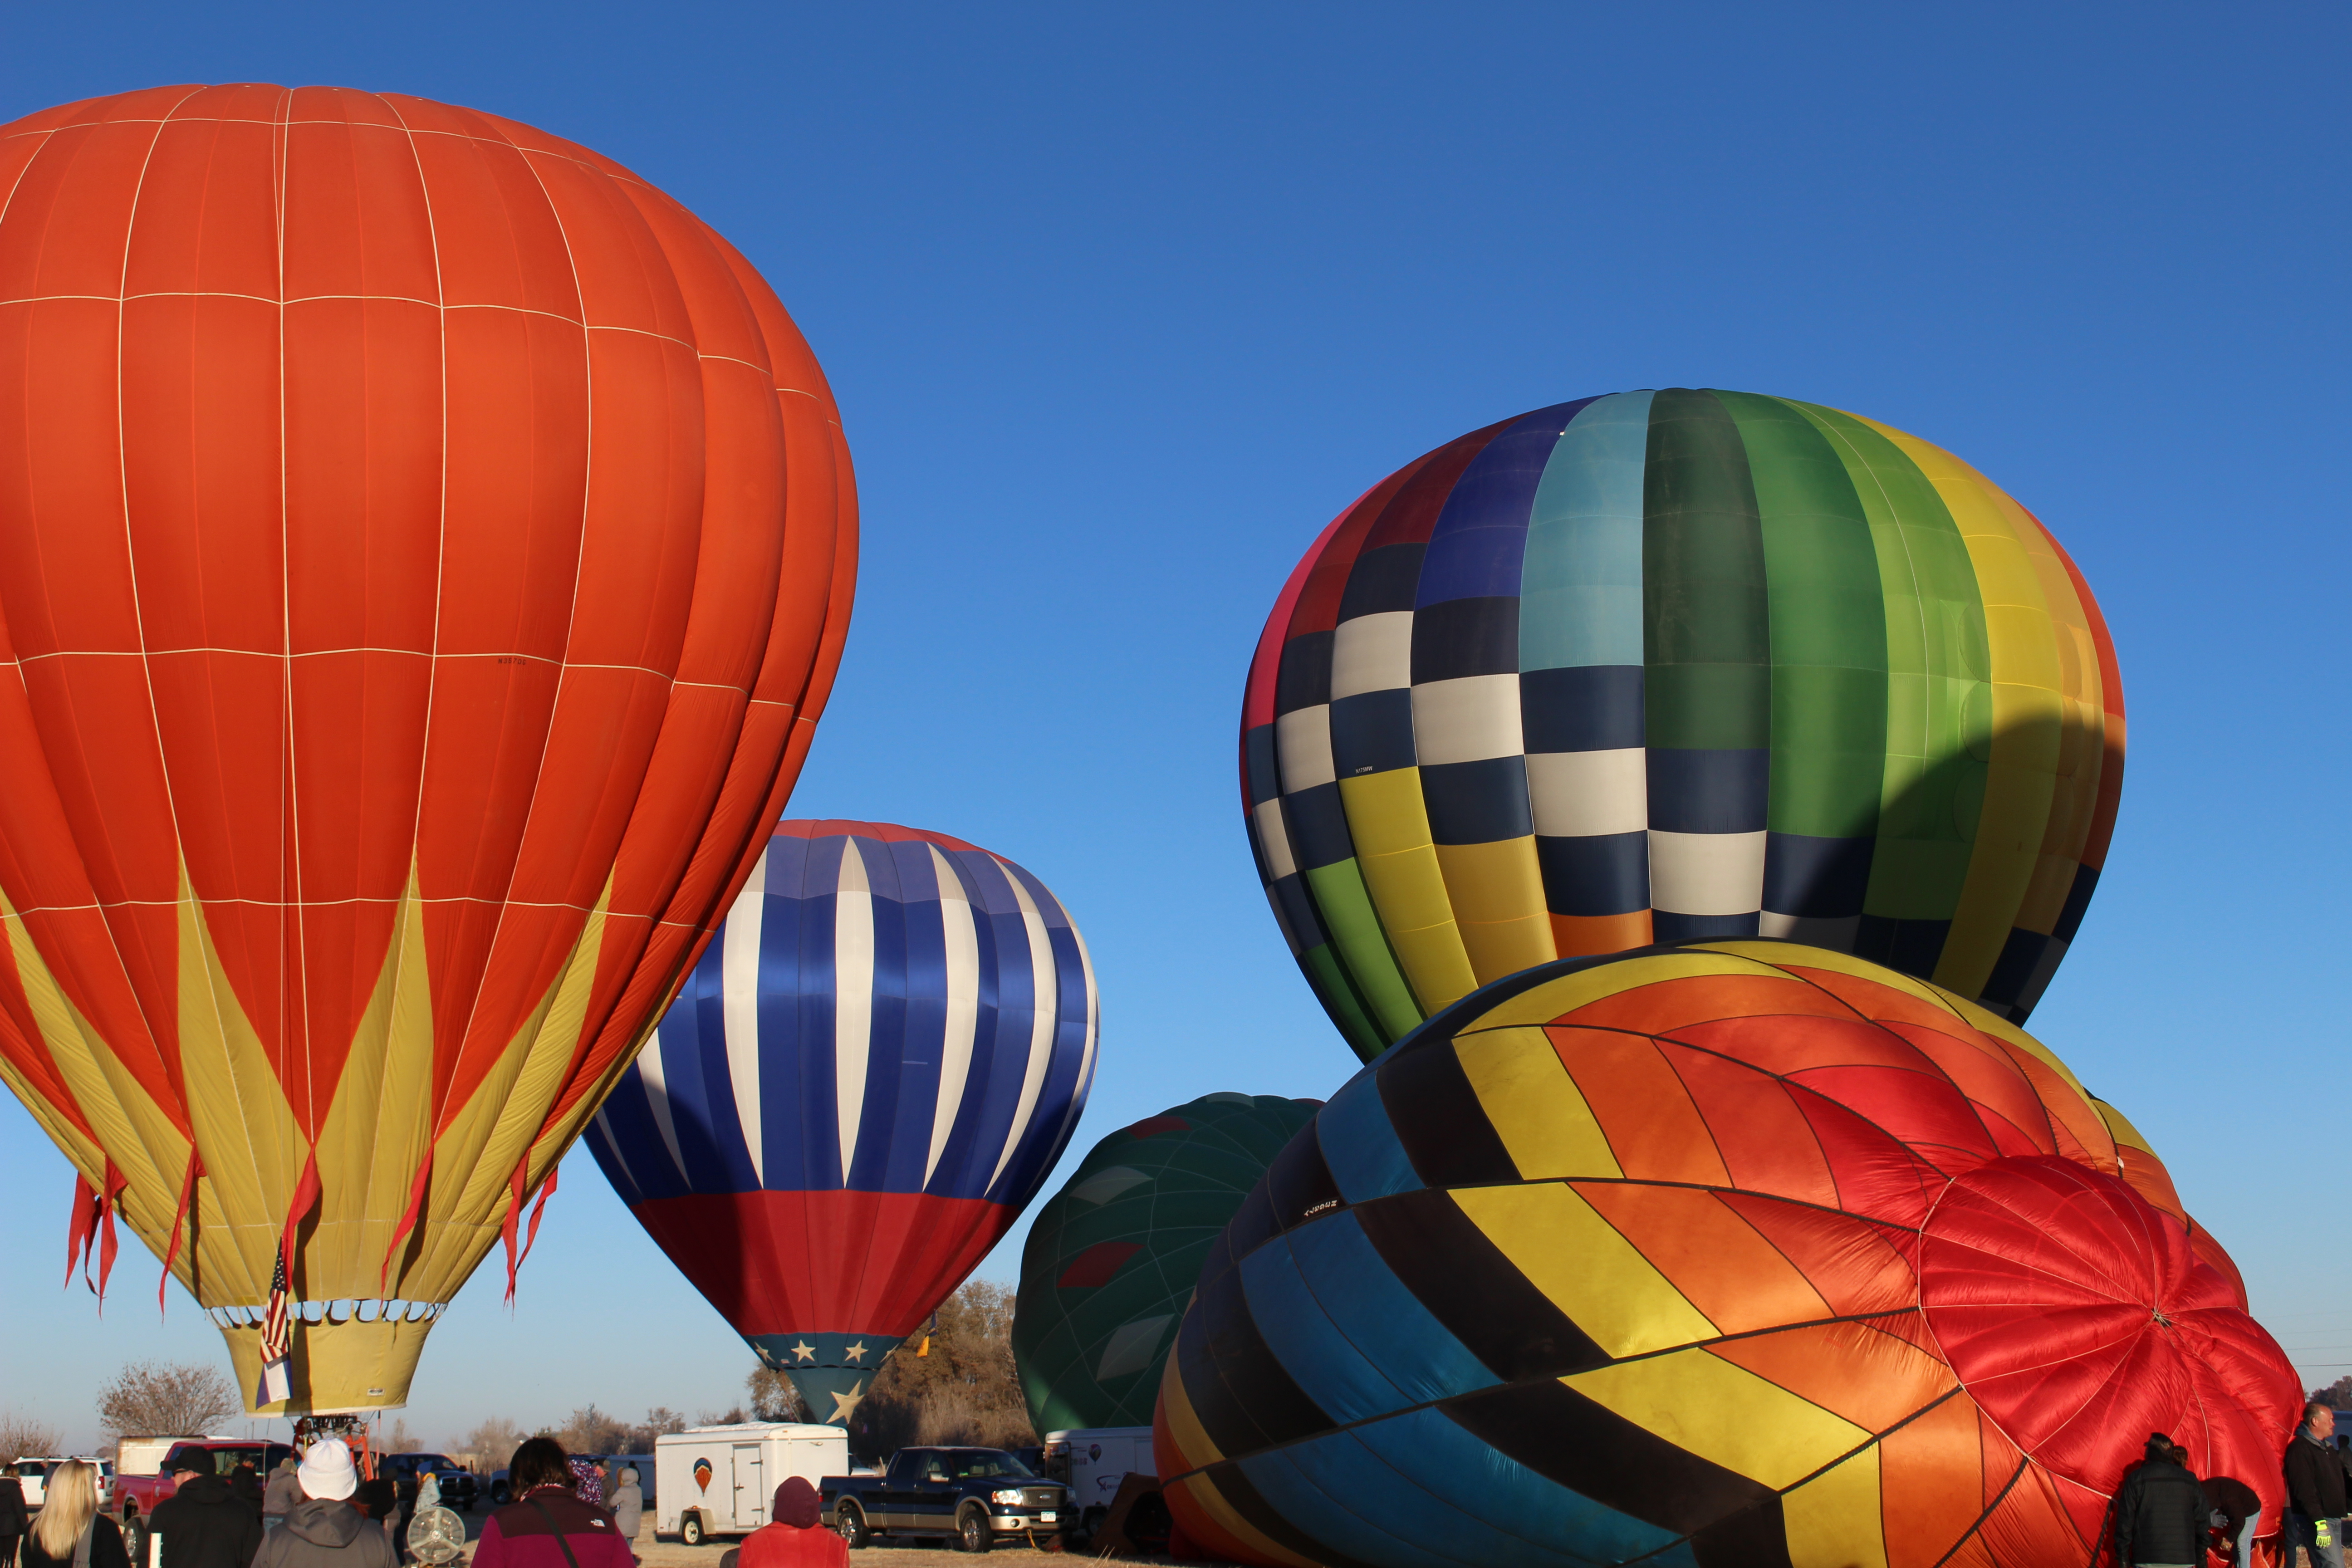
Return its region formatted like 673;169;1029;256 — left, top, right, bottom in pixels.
1240;390;2122;1062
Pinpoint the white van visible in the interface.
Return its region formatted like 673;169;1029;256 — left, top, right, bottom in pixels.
1040;1428;1155;1538
654;1423;846;1546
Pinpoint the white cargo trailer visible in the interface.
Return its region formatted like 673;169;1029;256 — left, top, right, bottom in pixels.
1040;1428;1155;1537
655;1423;846;1546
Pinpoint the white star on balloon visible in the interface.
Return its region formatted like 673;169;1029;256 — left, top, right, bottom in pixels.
791;1342;815;1362
828;1380;866;1422
843;1341;867;1363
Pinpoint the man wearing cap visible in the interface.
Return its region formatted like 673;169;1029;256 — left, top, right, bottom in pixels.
150;1454;263;1568
2114;1431;2207;1568
250;1443;393;1568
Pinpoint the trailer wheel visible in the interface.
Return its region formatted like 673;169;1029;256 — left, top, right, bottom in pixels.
681;1512;707;1546
834;1503;871;1550
955;1505;991;1555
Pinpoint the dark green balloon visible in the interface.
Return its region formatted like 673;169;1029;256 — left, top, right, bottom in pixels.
1013;1092;1321;1433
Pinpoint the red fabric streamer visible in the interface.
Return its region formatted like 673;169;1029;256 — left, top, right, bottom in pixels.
65;1171;95;1288
93;1161;127;1311
500;1156;558;1303
158;1149;205;1316
500;1159;526;1303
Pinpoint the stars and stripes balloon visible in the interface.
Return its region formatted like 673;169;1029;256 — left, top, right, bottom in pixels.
1154;941;2294;1568
1013;1093;1321;1434
585;821;1098;1422
1243;390;2123;1062
0;86;855;1414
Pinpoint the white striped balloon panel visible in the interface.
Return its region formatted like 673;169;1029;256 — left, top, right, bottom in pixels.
586;832;1098;1206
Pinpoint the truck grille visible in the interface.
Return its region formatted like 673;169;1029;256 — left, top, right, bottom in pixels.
1019;1488;1062;1508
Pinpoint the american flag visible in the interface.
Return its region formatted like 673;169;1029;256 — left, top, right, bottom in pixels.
256;1242;292;1406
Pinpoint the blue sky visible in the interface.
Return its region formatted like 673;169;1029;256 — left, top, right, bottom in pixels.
2;0;2347;1452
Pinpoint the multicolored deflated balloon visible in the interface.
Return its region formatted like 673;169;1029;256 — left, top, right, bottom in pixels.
586;821;1098;1422
1155;940;2293;1568
1243;390;2122;1061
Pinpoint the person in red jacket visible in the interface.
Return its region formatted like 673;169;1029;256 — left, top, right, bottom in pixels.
738;1480;845;1568
470;1442;630;1568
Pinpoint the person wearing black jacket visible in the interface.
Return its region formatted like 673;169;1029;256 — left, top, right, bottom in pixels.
2286;1404;2352;1568
2116;1432;2209;1568
0;1465;30;1568
150;1462;265;1568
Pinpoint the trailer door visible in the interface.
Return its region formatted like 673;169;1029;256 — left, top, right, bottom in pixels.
731;1444;764;1531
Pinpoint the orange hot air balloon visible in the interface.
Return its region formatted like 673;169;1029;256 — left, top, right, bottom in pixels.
0;84;857;1414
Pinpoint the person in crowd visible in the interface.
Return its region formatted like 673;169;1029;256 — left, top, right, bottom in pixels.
738;1478;843;1568
2199;1462;2261;1568
470;1441;628;1568
263;1462;303;1533
606;1470;642;1558
228;1464;265;1524
351;1475;398;1553
389;1472;418;1565
152;1451;264;1568
19;1463;130;1568
250;1441;393;1568
2288;1404;2351;1568
0;1464;30;1568
2115;1431;2206;1568
565;1460;603;1511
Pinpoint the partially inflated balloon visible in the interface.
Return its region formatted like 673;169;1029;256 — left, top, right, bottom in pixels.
1156;941;2291;1568
1013;1093;1320;1433
0;87;856;1413
585;821;1097;1422
1243;391;2122;1061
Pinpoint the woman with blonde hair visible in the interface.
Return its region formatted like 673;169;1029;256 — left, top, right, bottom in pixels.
20;1462;130;1568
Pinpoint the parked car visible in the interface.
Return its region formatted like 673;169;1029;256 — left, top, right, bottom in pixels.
822;1447;1067;1553
380;1454;478;1512
114;1438;292;1565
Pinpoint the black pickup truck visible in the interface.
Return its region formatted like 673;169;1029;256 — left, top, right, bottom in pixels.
822;1447;1066;1553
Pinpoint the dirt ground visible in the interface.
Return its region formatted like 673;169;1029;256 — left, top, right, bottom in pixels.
443;1513;1172;1568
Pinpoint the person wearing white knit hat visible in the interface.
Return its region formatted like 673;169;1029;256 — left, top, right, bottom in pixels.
251;1443;391;1568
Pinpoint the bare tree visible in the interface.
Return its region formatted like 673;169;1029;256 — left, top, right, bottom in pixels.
462;1418;525;1473
556;1406;631;1455
0;1412;62;1460
96;1362;238;1438
2313;1377;2352;1410
848;1281;1034;1460
747;1367;808;1424
619;1409;687;1452
382;1419;419;1454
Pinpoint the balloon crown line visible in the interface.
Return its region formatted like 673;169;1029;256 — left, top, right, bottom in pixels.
207;1301;446;1329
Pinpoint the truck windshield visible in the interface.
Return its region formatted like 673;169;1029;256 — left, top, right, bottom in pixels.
943;1452;1033;1480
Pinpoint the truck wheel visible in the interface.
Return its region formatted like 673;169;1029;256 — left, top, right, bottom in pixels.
955;1506;992;1555
120;1516;147;1568
834;1503;871;1550
681;1513;706;1546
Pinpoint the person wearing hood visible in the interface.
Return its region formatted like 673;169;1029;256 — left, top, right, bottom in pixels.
738;1479;844;1568
151;1454;264;1568
263;1463;302;1532
470;1440;628;1568
606;1470;642;1556
251;1441;394;1568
